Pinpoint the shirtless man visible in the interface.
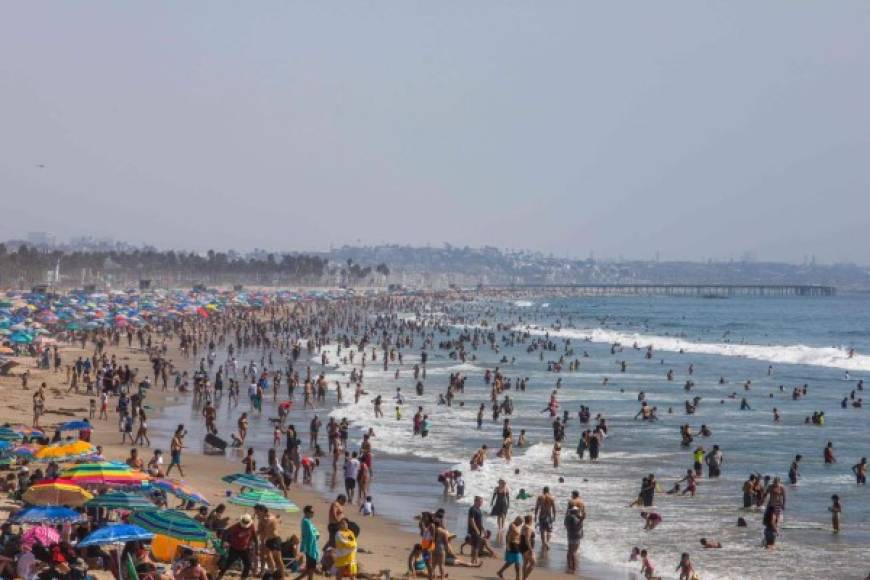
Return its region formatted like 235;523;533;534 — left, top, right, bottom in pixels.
568;490;587;524
255;504;283;578
470;445;488;470
203;402;217;435
534;487;556;551
327;494;347;547
764;477;787;527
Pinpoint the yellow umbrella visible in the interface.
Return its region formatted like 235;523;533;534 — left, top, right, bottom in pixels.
23;482;94;507
35;441;96;460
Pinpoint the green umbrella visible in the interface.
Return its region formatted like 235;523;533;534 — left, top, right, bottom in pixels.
129;510;211;543
229;489;299;512
221;473;277;490
0;428;23;441
85;491;158;511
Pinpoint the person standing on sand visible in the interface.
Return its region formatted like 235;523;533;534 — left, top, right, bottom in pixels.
32;383;46;428
166;425;186;477
327;494;347;548
134;409;150;447
534;487;556;551
217;514;257;580
520;514;536;579
256;504;284;578
295;505;320;580
496;517;524;580
467;496;485;565
238;412;249;444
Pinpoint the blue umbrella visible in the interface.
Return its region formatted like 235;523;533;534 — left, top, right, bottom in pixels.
59;420;92;432
78;524;154;547
11;506;86;524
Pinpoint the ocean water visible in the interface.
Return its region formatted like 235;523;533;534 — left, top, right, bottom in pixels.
152;294;870;580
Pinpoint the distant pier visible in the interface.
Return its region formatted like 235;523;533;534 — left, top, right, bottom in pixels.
490;284;836;297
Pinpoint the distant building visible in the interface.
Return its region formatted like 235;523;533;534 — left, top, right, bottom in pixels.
27;232;55;247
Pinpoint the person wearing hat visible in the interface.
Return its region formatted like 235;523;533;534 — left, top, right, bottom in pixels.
217;514;257;579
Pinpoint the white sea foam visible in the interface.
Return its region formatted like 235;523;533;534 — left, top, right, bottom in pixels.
528;326;870;373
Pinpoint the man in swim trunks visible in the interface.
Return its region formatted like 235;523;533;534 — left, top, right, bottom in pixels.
764;477;786;526
466;496;485;565
534;487;556;551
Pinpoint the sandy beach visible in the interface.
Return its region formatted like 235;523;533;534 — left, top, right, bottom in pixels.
0;312;594;580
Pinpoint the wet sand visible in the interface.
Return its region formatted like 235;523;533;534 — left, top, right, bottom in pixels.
0;329;609;579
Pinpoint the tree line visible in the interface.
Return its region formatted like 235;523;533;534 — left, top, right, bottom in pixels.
0;244;388;287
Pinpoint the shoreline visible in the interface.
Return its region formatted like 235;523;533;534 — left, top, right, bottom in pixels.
0;307;605;579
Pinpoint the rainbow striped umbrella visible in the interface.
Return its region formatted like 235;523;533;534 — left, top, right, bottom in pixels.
129;510;211;543
22;482;94;507
60;462;150;487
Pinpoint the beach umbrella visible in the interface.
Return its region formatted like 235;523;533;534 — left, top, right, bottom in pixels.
23;481;94;506
230;489;299;512
35;440;96;461
129;510;211;562
78;524;154;547
61;462;150;487
85;491;158;511
150;479;209;505
21;524;61;549
58;420;92;432
0;427;23;441
128;510;210;543
221;473;277;490
9;332;33;344
9;424;44;437
11;506;87;524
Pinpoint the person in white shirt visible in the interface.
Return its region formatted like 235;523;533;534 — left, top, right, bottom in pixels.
343;451;361;503
359;496;375;516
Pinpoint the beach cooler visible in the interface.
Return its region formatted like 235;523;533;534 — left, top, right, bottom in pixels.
203;433;227;455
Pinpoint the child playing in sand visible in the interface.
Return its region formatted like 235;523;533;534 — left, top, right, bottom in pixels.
360;496;375;516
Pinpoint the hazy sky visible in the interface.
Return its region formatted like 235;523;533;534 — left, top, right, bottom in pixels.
2;2;869;262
